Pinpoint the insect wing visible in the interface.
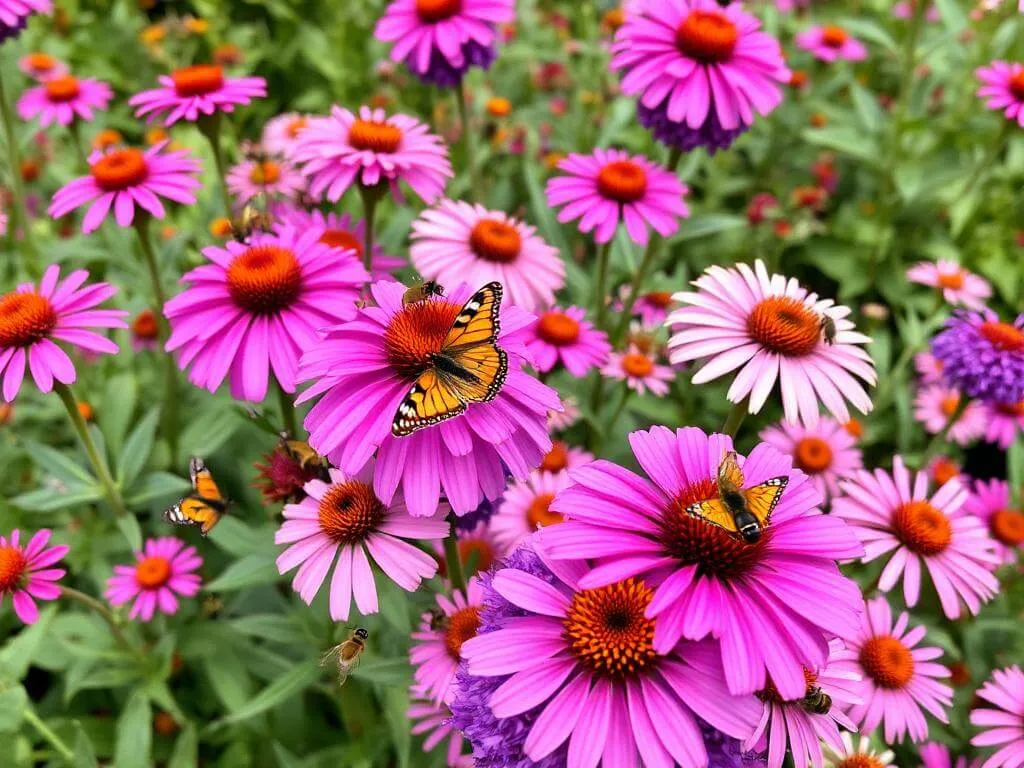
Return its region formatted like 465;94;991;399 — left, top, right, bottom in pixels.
442;282;503;350
392;369;467;437
741;477;788;528
716;451;745;494
684;498;740;534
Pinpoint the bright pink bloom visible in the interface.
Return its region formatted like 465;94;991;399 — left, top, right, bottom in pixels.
409;689;473;768
49;142;201;233
920;743;982;768
410;577;485;705
602;345;674;396
913;385;986;445
129;64;266;125
963;478;1024;564
105;537;202;622
907;260;992;310
225;157;305;205
18;52;67;81
970;666;1024;768
625;288;676;328
0;528;67;624
759;416;862;505
0;0;50;38
796;26;868;62
164;223;367;402
976;61;1024;126
525;306;609;376
492;469;573;553
17;74;111;127
983;400;1024;449
281;207;404;281
261;112;311;158
915;351;945;384
0;265;127;402
274;463;447;621
548;396;581;432
545;149;689;245
833;457;1001;619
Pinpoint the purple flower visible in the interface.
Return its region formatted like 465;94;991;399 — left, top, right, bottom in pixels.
931;310;1024;405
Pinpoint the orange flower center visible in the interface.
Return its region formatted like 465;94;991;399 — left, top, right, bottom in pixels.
348;120;403;153
859;635;915;689
249;160;281;186
457;538;494;574
540;441;569;473
1009;70;1024;101
979;321;1024;352
526;492;563;529
93;129;123;150
892;500;951;556
44;75;80;102
226;246;303;315
171;65;225;97
416;0;462;23
444;605;481;658
563;578;657;677
135;555;172;589
469;219;522;263
990;509;1024;546
931;457;959;486
821;26;849;48
384;300;462;380
747;297;821;357
644;291;673;308
794;436;833;474
132;310;159;340
837;756;886;768
937;270;965;290
317;481;386;544
487;97;512;117
536;311;580;346
844;418;864;438
318;228;364;257
91;149;149;192
0;292;58;348
286;117;308;138
675;10;738;63
597;160;648;203
0;545;27;592
940;393;961;418
622;352;655;378
27;52;56;72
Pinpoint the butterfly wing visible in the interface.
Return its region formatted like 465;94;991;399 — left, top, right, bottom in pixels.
444;344;508;402
443;282;503;350
741;477;788;528
392;369;467;437
164;497;223;536
685;498;740;534
716;451;745;493
189;457;225;505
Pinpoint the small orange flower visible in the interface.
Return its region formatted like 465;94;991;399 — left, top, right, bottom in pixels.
486;97;512;118
140;24;166;46
809;112;828;128
145;127;169;146
183;17;209;35
77;401;94;422
92;129;123;151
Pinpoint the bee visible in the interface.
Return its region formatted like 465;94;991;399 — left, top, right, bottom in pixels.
320;627;369;687
819;314;837;346
686;452;788;544
798;686;832;715
278;432;328;476
230;205;273;242
425;607;447;631
402;280;445;306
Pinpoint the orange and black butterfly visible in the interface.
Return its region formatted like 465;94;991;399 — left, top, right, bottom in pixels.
163;457;229;536
685;451;787;543
392;282;508;437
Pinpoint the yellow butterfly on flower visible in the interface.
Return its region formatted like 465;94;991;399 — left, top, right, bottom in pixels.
685;451;787;543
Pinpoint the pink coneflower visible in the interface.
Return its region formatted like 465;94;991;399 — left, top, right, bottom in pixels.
525;306;609;376
130;309;160;353
796;26;868;62
491;469;572;553
297;281;560;517
293;105;452;204
759;416;862;505
0;0;49;42
611;0;790;153
164;224;367;402
913;385;986;446
667;260;876;426
627;289;675;328
548;395;580;432
17;74;112;128
436;520;504;580
409;689;473;768
261;112;311;157
0;265;127;402
274;462;447;620
976;61;1024;126
971;666;1024;768
0;528;67;624
823;733;894;768
907;260;992;310
410;577;484;705
49;142;201;233
537;440;592;475
128;64;266;126
833;457;1000;619
18;52;67;81
919;741;983;768
830;597;952;743
602;345;674;396
928;456;964;489
410;200;563;313
915;351;945;384
225;157;305;205
541;426;866;699
983;400;1024;449
545;149;689;245
282;208;404;281
963;478;1024;564
105;537;202;622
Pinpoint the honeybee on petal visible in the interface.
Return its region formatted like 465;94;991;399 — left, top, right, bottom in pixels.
230;205;273;242
798;686;832;715
321;627;368;687
819;313;837;346
425;607;447;631
402;280;444;306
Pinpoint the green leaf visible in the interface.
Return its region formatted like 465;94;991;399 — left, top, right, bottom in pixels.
839;18;897;53
802;127;882;167
672;215;746;242
934;0;967;32
117;515;144;552
0;685;27;732
0;605;56;679
202;651;252;713
100;372;138;457
595;98;636;148
114;691;151;768
209;659;320;728
352;657;411;686
229;615;307;645
167;723;198;768
381;686;411;768
523;158;570;260
11;483;104;512
205;551;280;591
117;408;160;486
177;406;241;465
125;471;190;507
73;724;98;768
207;517;275;557
850;83;885;134
21;441;94;486
272;742;303;768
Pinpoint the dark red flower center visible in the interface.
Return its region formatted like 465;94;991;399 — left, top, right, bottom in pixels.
348;120;403;153
444;606;481;658
526;492;563;529
44;75;80;103
675;10;738;63
384;299;462;380
91;148;149;191
644;291;673;308
991;509;1024;546
132;309;159;340
540;441;569;473
416;0;462;23
859;635;914;689
821;26;849;48
469;219;522;263
318;481;385;544
1010;71;1024;101
892;501;951;556
0;292;58;349
747;297;821;357
226;245;303;315
135;555;172;589
597;160;647;203
249;160;281;186
319;228;364;257
931;457;959;486
563;578;657;677
0;545;27;592
536;311;580;346
171;65;225;97
794;436;833;474
980;321;1024;352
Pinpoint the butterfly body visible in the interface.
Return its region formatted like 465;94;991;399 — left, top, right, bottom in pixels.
163;457;229;536
686;451;787;544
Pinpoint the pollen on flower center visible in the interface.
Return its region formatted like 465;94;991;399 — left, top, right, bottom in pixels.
469;219;522;263
940;393;961;418
249;160;281;186
937;270;965;290
794;436;833;473
675;10;739;63
444;606;481;659
458;538;494;573
27;52;56;72
990;509;1024;546
132;309;159;340
747;297;821;357
526;492;563;529
622;352;654;378
536;311;580;346
979;321;1024;352
931;457;959;486
384;300;462;380
837;756;887;768
644;291;673;308
91;149;149;191
540;441;569;473
135;555;172;589
416;0;462;23
318;481;385;544
563;578;657;677
171;65;225;97
0;546;27;592
597;161;648;203
892;501;951;556
319;228;364;257
286;117;308;138
348;119;403;153
859;635;915;689
0;292;58;348
821;25;849;48
44;75;80;103
226;246;303;315
1008;70;1024;101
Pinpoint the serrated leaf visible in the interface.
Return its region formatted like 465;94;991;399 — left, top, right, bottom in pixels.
205;551;280;591
117;408;160;486
114;691;151;768
209;659;320;728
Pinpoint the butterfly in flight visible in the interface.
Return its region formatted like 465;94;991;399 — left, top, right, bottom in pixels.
685;451;787;543
391;282;508;437
163;457;229;536
278;432;329;479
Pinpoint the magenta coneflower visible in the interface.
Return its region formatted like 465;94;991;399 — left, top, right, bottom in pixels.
796;25;868;62
541;426;865;699
164;224;368;402
976;61;1024;126
0;265;127;402
282;208;404;281
274;462;448;620
832;457;1000;619
18;52;67;81
983;400;1024;449
410;577;484;705
226;157;305;205
546;149;689;245
491;469;572;553
913;385;985;446
759;416;862;505
261;112;311;157
548;395;580;432
129;64;266;126
830;597;952;743
0;0;49;42
49;142;201;233
626;288;675;328
611;0;790;152
410;200;563;313
409;689;473;768
915;351;945;384
602;345;674;396
297;281;561;517
525;306;609;376
919;742;982;768
537;440;592;475
0;528;67;624
293;105;452;204
971;666;1024;768
105;537;202;622
907;260;992;310
17;74;111;127
963;478;1023;564
823;733;894;768
667;260;876;426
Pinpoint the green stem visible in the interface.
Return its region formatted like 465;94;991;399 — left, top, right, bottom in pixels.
721;399;749;439
277;380;297;436
0;68;40;279
443;519;466;594
21;707;73;763
54;382;126;518
457;80;478;203
959;120;1011;203
920;396;969;466
200;114;233;215
67;121;90;172
61;586;136;654
592;241;611;329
